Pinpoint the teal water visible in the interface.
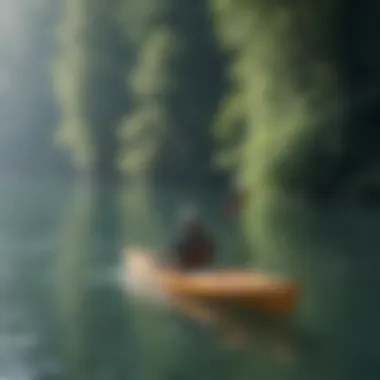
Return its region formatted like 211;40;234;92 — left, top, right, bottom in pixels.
1;180;380;380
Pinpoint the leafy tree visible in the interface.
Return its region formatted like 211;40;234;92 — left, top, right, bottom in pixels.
211;0;380;203
118;0;226;185
212;1;344;198
53;0;131;181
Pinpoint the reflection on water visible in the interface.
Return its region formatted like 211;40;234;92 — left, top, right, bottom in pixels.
1;181;380;379
248;194;380;379
0;182;65;380
123;246;299;363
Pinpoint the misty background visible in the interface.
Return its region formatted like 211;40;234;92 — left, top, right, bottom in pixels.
1;0;380;379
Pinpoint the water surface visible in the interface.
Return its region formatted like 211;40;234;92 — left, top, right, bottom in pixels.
1;180;380;380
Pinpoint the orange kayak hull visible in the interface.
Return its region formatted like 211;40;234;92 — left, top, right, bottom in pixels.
157;269;298;315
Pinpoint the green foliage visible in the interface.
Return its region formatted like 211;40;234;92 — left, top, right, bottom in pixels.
53;0;130;179
212;89;247;173
117;24;177;180
54;0;225;184
52;0;380;201
117;0;225;184
53;0;92;169
211;0;345;198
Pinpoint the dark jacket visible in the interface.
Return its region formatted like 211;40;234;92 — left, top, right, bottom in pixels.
170;226;214;270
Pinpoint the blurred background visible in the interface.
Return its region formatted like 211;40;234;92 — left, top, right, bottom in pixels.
1;0;380;379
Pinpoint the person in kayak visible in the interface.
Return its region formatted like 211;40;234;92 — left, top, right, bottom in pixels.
168;206;215;270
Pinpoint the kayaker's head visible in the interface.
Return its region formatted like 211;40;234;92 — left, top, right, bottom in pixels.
177;205;202;232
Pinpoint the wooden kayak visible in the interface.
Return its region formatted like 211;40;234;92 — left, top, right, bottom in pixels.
123;247;298;315
157;269;298;315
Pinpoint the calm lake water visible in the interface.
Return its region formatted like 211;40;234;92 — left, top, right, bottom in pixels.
1;180;380;380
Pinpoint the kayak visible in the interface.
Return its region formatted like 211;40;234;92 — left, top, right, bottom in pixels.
123;247;298;315
157;269;298;315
